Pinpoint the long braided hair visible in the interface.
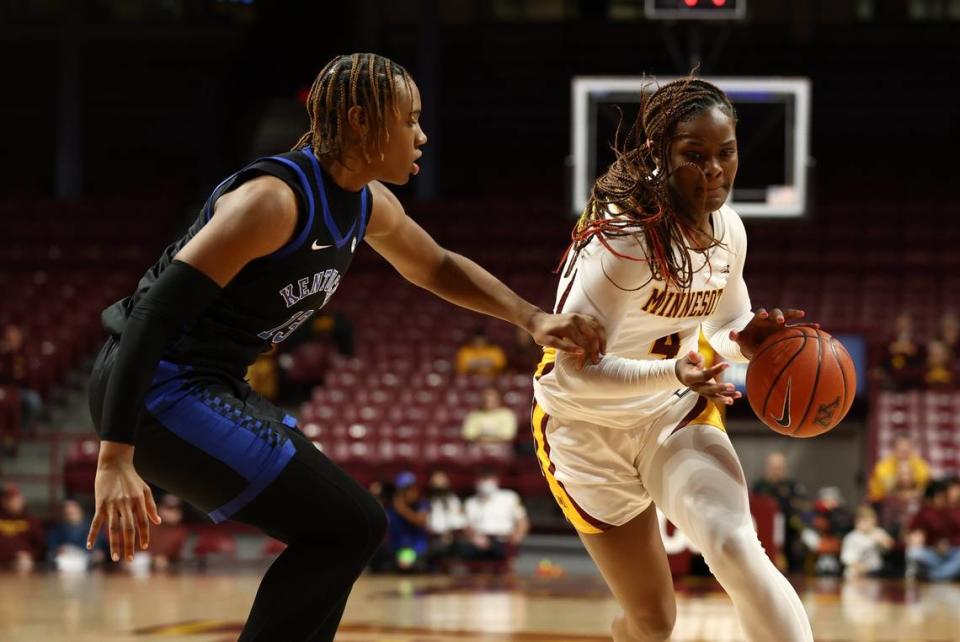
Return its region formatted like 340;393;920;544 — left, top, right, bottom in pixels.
293;53;413;164
566;76;737;290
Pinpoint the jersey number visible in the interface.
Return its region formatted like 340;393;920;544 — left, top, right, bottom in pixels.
257;309;316;344
650;332;681;359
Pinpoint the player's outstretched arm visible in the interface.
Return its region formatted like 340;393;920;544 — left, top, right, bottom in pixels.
364;181;605;366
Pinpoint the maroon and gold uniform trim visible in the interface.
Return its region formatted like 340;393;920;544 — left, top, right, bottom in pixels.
669;396;726;436
530;401;613;535
534;347;557;381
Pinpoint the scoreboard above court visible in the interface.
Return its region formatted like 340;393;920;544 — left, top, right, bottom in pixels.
645;0;747;20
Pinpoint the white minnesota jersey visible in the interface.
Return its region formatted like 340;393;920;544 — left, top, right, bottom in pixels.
533;204;754;429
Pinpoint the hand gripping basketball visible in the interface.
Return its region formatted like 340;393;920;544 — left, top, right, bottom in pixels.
730;308;819;359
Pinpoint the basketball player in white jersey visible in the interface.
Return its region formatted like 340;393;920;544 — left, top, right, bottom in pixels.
532;78;815;641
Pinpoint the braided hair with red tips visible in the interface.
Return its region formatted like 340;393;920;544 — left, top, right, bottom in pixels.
564;75;737;291
293;53;413;165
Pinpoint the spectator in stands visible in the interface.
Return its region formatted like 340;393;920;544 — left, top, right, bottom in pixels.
506;326;543;374
869;435;932;502
924;340;955;388
906;480;960;581
937;311;959;358
47;499;107;568
841;505;894;579
801;486;854;576
0;323;44;434
425;469;465;569
311;312;355;357
283;312;356;358
462;388;518;443
149;494;189;570
947;476;960;509
879;461;923;541
455;328;507;377
947;476;960;542
751;452;807;572
368;479;385;503
882;312;924;388
461;469;529;562
386;471;430;572
247;345;280;402
0;483;44;571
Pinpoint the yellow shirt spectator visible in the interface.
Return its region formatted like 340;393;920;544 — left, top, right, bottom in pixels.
456;332;507;377
868;436;931;502
462;389;517;442
246;348;279;402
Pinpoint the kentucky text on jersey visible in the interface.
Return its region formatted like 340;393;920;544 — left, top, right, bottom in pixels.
279;268;342;308
642;287;724;319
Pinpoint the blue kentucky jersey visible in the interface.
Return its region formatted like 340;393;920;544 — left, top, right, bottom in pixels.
101;148;372;379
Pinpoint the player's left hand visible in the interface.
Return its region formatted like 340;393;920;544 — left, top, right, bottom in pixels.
528;311;606;369
730;308;820;359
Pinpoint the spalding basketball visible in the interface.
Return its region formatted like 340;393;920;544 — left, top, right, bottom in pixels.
745;327;856;438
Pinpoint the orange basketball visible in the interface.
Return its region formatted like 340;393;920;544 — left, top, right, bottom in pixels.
745;327;856;438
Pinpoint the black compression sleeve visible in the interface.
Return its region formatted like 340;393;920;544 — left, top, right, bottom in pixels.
99;260;222;444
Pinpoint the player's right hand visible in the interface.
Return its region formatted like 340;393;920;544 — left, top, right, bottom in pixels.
675;351;742;406
87;445;161;563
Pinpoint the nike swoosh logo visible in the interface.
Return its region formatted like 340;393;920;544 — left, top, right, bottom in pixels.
311;240;333;251
773;377;792;428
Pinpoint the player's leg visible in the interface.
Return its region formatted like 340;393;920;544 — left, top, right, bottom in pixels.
303;594;350;642
578;507;676;642
906;546;942;578
89;344;384;642
926;547;960;581
131;403;384;642
530;402;675;642
229;428;385;641
641;420;813;642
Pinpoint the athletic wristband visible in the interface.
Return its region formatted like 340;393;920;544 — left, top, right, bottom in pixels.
99;260;222;444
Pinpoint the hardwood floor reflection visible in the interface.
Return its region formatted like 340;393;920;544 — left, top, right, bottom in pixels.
1;571;958;641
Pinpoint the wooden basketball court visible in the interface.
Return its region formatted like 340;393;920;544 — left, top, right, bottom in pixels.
1;571;958;641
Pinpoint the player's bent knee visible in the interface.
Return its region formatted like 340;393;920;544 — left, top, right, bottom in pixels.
618;597;676;642
701;526;761;577
362;497;388;551
343;491;388;559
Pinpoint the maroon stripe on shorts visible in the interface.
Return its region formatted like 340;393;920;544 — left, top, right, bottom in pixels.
538;405;613;532
669;396;707;437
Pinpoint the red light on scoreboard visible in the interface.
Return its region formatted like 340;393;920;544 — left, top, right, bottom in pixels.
645;0;745;20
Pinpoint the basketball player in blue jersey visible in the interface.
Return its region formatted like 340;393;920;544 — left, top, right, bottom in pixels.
85;53;606;641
